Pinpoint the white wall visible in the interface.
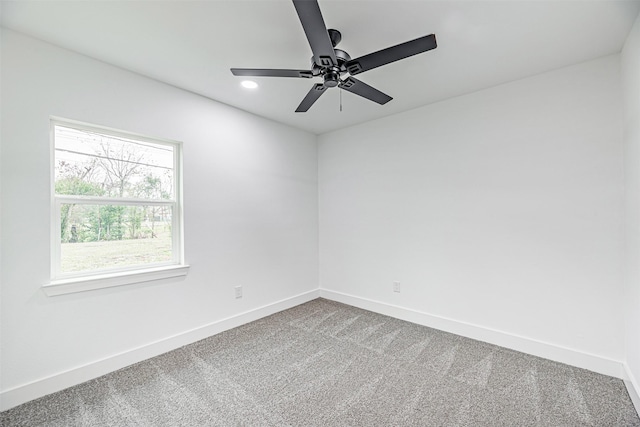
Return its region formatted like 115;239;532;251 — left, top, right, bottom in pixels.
622;13;640;408
0;30;318;408
319;55;625;373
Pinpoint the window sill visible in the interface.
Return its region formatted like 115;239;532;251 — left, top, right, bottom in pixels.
43;265;190;296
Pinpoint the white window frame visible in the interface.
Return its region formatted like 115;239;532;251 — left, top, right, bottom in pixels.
45;117;188;296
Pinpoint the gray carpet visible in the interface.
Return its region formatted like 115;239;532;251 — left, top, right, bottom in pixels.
2;298;639;426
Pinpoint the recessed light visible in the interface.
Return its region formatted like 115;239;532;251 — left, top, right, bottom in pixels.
241;80;258;89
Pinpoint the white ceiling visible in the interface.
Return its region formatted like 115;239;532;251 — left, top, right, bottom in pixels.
2;0;639;135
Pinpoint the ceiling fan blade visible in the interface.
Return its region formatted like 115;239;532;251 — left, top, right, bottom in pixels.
345;34;437;75
296;83;327;112
292;0;338;68
231;68;314;78
339;77;392;105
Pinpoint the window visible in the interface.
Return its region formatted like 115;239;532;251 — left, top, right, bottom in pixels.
47;118;187;295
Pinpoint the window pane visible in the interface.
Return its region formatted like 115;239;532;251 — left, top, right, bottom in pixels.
54;125;175;200
60;204;173;273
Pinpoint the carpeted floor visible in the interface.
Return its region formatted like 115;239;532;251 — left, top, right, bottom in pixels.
2;298;639;426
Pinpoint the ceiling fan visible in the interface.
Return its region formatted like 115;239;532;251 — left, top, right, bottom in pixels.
230;0;437;113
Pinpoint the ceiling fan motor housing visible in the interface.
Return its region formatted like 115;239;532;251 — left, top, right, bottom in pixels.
313;47;351;87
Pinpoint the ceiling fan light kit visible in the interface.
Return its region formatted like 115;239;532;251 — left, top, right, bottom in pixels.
231;0;437;113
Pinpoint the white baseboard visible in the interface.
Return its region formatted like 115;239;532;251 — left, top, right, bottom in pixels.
624;363;640;416
319;289;625;379
0;289;320;412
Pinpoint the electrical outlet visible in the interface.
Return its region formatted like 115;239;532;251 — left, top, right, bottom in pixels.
234;286;243;299
393;281;401;293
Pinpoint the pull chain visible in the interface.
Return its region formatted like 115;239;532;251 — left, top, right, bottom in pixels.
340;88;343;112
